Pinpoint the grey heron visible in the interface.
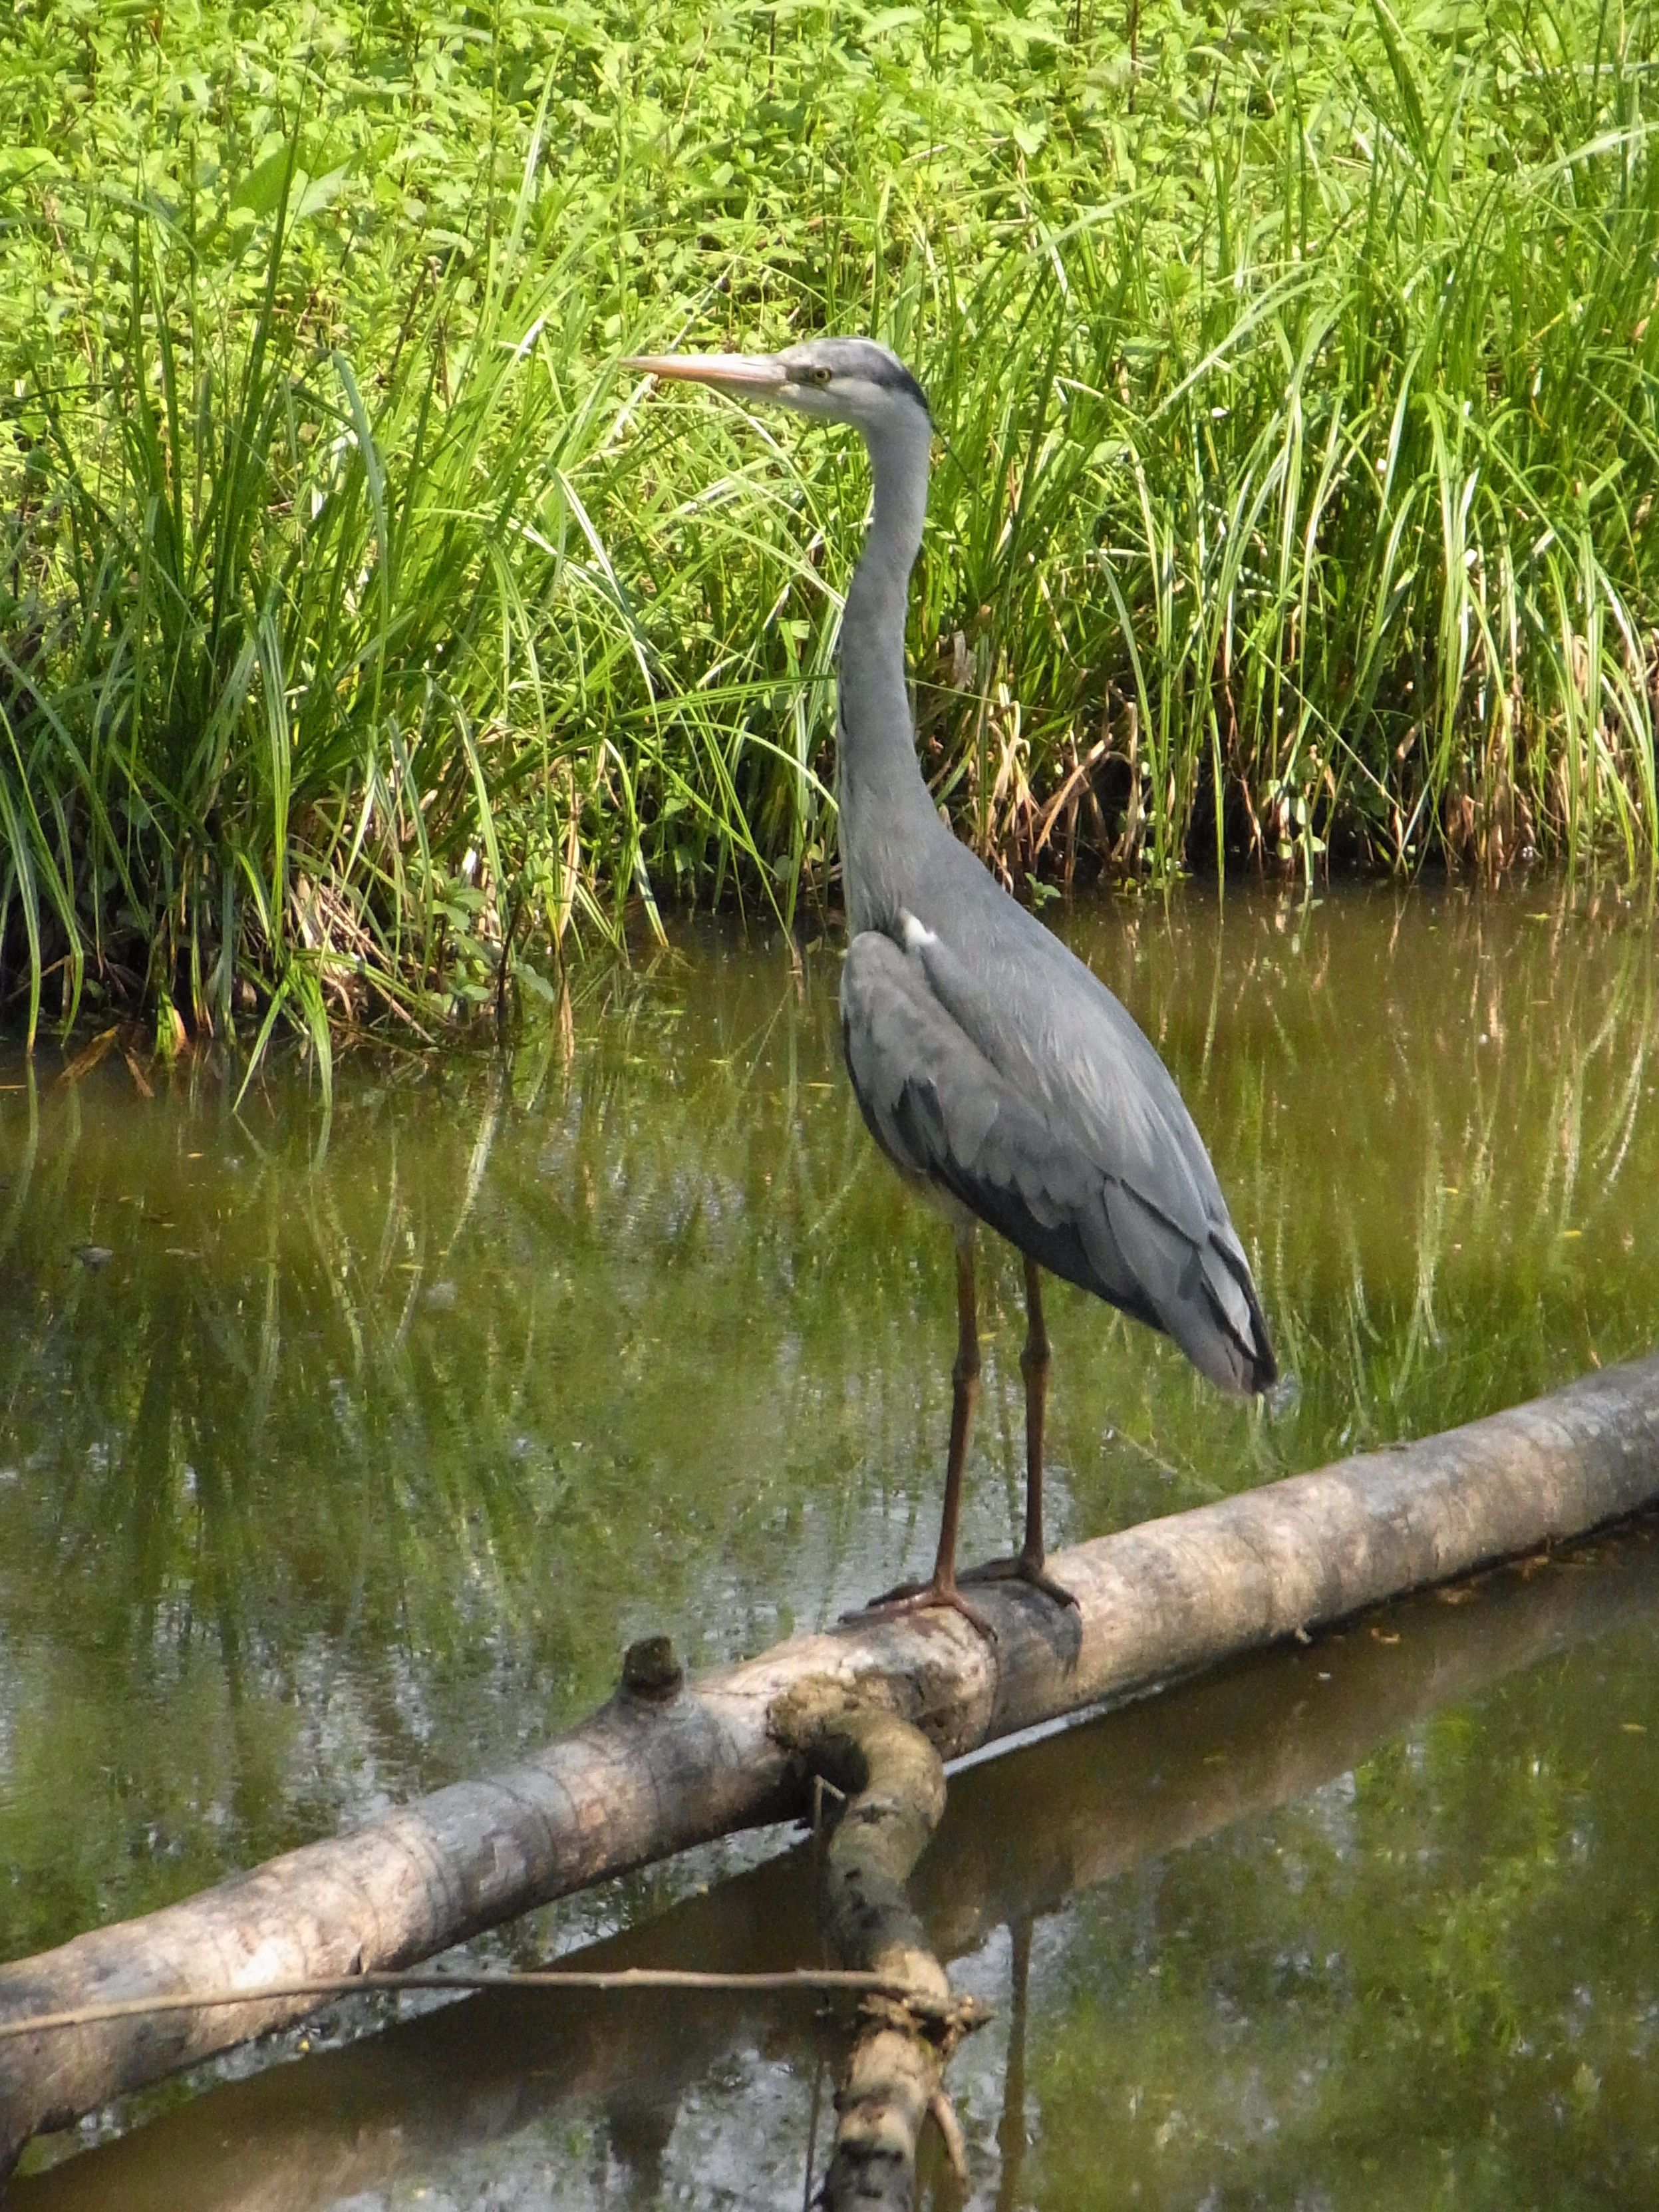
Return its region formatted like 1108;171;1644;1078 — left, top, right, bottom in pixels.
625;338;1276;1632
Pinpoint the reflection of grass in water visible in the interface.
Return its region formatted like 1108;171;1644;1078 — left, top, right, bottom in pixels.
1211;890;1655;1440
0;887;1656;1959
1030;1615;1659;2211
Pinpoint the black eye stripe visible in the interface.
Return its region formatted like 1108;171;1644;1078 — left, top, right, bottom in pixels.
869;362;929;413
788;349;931;419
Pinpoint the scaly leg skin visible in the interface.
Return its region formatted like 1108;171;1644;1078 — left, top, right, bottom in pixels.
962;1258;1078;1609
847;1224;996;1641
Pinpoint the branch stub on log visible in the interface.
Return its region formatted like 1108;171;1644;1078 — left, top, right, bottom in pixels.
619;1635;684;1703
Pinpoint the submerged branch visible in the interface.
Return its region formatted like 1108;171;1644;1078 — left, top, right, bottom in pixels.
773;1680;987;2205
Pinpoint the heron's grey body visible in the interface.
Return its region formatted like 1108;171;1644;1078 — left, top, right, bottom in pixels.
627;335;1274;1621
839;878;1269;1395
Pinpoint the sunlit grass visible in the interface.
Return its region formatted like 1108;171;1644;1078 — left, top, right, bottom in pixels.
3;0;1658;1061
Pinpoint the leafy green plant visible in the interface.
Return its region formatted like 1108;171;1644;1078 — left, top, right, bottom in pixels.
3;0;1658;1056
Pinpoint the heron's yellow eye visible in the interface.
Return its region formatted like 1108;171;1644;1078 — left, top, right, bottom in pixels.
811;366;831;386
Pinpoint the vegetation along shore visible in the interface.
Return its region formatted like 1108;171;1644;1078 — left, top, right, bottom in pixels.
2;0;1656;1077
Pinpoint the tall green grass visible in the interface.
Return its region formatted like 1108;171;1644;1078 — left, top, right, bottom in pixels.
2;116;661;1073
3;0;1658;1060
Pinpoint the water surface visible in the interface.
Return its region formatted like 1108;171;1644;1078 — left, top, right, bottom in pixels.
3;881;1658;2203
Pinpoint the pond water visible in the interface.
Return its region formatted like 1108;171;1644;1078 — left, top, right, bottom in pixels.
3;881;1659;2205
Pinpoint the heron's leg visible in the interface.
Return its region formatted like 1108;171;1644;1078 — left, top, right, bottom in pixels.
847;1223;994;1639
963;1259;1077;1607
1018;1255;1050;1565
929;1219;982;1591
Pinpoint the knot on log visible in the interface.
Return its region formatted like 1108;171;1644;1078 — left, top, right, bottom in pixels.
619;1634;684;1703
859;1985;992;2058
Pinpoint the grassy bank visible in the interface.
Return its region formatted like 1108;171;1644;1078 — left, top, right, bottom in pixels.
2;0;1658;1062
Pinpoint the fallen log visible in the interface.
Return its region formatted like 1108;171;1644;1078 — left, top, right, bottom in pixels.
5;1350;1659;2169
12;1519;1659;2211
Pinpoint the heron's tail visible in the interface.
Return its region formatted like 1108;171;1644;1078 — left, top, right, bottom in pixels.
1100;1178;1275;1397
1194;1228;1277;1396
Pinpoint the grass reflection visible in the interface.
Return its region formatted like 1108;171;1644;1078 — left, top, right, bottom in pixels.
0;884;1656;1970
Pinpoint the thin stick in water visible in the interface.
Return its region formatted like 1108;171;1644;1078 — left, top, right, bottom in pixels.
0;1965;943;2044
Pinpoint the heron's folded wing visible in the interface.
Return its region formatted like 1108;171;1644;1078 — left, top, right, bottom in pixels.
842;925;1275;1394
905;904;1221;1229
841;930;1158;1327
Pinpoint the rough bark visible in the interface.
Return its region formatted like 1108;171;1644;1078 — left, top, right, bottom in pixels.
5;1350;1659;2167
9;1523;1657;2211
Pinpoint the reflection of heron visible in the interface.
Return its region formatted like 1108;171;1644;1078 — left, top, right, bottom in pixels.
627;339;1275;1630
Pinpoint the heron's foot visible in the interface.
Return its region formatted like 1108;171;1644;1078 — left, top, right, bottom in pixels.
961;1549;1080;1610
841;1577;997;1642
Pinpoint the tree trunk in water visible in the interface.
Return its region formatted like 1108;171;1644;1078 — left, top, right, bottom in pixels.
7;1518;1659;2210
5;1350;1659;2168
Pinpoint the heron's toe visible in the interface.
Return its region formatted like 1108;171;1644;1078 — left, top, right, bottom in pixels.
961;1551;1079;1610
841;1579;998;1642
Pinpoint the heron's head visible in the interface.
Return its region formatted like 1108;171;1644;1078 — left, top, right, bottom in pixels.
622;337;930;438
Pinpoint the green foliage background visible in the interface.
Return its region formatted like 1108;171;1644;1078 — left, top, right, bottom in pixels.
3;0;1658;1061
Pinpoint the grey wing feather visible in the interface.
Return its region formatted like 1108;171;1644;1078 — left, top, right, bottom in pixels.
841;919;1274;1396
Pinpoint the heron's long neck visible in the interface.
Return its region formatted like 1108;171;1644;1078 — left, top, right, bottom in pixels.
836;408;941;933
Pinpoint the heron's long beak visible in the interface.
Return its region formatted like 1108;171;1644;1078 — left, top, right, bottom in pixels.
622;353;788;396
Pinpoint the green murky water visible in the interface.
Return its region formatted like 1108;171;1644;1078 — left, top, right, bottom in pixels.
5;882;1659;2205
